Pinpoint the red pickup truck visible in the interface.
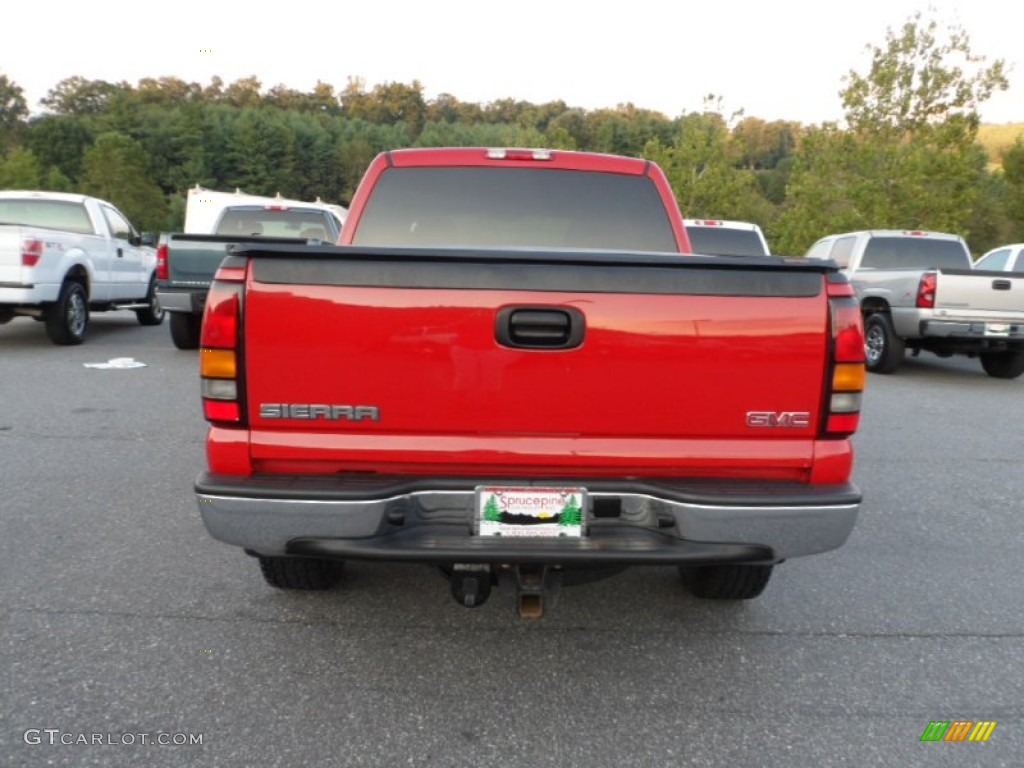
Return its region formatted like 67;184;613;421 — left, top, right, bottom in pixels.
194;148;865;617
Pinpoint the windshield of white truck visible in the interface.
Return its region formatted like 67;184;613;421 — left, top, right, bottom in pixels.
686;226;768;257
861;237;970;270
215;208;336;240
350;167;678;252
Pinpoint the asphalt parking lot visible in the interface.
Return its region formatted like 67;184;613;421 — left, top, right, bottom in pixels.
1;312;1021;767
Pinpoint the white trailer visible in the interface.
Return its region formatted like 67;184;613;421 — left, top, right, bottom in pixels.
183;185;347;234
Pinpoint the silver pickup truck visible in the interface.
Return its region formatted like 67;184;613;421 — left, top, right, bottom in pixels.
805;230;1024;378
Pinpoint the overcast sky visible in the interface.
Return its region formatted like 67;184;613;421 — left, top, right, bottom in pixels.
5;0;1020;125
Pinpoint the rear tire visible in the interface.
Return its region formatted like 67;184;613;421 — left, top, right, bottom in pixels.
45;280;89;345
864;313;904;374
136;278;165;326
980;348;1024;379
258;556;342;590
679;564;773;600
169;312;201;350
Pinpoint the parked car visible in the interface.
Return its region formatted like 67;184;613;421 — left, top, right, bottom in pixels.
193;147;866;617
805;229;1024;377
0;191;163;344
974;243;1024;272
684;219;770;256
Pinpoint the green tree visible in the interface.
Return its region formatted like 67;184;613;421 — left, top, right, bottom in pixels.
24;115;94;182
643;111;770;222
775;12;1008;254
772;126;874;252
223;76;263;109
559;495;581;527
732;117;799;170
841;13;1007;136
41;76;128;116
0;73;28;145
342;79;427;139
425;92;463;124
134;76;203;107
226;109;295;195
546;109;589;150
79;132;167;230
0;146;41;188
42;166;73;192
483;495;501;523
1002;140;1024;240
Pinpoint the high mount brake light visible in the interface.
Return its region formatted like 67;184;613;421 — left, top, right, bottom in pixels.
200;270;245;425
485;149;553;161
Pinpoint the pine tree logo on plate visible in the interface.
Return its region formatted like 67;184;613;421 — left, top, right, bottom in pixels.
476;487;586;538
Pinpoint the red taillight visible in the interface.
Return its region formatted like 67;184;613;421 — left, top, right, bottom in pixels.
200;275;244;425
21;239;43;267
823;284;866;438
202;290;239;348
916;272;937;308
203;400;241;422
156;243;169;280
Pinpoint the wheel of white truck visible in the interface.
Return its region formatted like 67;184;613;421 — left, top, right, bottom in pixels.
169;313;202;350
678;564;773;600
864;313;904;374
136;278;165;326
45;280;89;345
980;348;1024;379
258;556;343;590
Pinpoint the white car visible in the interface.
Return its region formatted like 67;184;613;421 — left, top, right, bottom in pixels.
0;191;163;344
684;219;771;257
974;243;1024;272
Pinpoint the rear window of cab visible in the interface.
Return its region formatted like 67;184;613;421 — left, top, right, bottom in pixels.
350;167;678;252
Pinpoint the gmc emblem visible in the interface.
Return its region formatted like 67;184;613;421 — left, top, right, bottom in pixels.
746;411;812;428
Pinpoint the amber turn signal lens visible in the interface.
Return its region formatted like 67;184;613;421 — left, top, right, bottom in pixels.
200;348;236;379
832;363;865;392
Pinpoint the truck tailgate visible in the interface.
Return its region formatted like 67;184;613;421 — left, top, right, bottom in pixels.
166;235;306;285
167;236;238;285
938;269;1024;315
239;250;833;477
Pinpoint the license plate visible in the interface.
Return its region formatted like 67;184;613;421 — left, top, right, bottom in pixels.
985;323;1010;337
475;486;586;538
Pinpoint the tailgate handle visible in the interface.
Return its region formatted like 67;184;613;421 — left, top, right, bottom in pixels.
496;307;585;349
993;279;1012;290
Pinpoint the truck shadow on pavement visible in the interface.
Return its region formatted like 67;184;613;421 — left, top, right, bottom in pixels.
884;354;1018;381
0;313;165;349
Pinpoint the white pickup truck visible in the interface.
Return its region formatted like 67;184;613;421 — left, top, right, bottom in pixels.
0;191;164;344
805;229;1024;378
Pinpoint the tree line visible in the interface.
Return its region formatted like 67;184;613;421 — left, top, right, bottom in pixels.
1;12;1022;255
